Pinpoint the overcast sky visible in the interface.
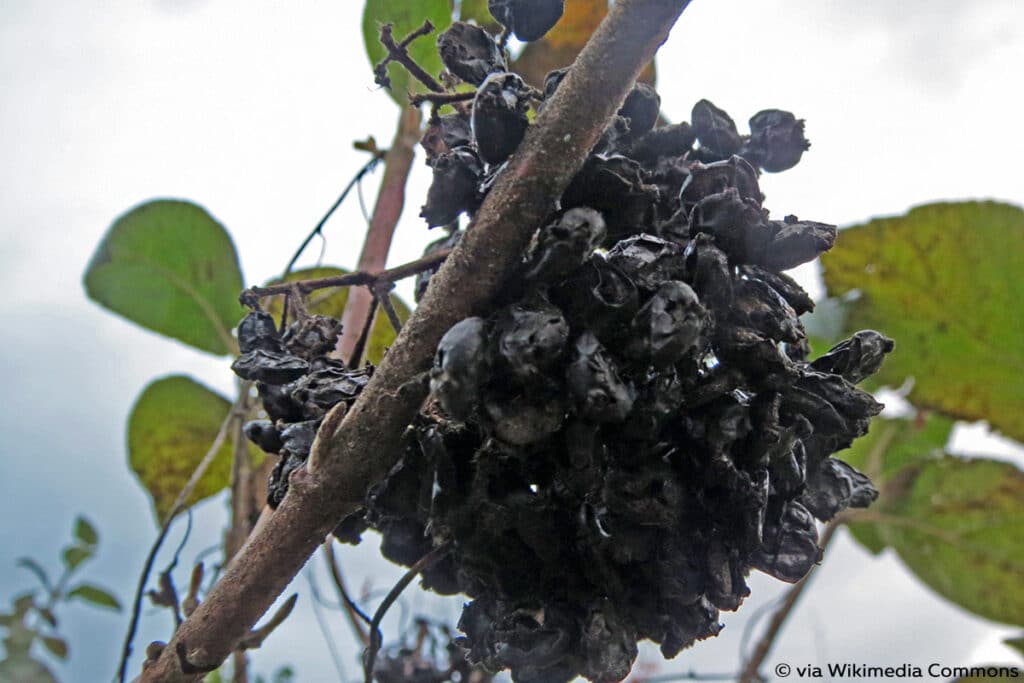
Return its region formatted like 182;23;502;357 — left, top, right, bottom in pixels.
1;1;1023;682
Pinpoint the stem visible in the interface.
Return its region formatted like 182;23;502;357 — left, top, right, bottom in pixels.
336;105;422;362
363;543;451;683
243;249;452;302
736;519;843;683
322;540;371;647
141;3;691;678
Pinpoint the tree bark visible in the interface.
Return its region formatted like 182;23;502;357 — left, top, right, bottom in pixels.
140;2;691;679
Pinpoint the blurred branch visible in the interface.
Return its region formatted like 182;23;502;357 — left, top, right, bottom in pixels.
335;105;422;362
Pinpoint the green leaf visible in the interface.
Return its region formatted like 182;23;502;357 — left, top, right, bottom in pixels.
61;546;92;571
821;201;1024;441
362;0;452;105
40;637;67;660
0;654;58;683
73;516;99;548
67;584;121;611
264;267;411;365
128;376;236;522
85;199;245;356
1004;635;1024;658
849;455;1024;627
14;559;52;594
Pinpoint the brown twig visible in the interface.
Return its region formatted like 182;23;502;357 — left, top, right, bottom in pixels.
374;282;404;335
243;249;452;304
363;543;452;683
322;540;371;646
409;91;476;108
737;519;843;683
374;21;445;94
348;293;380;369
237;594;298;650
141;3;691;678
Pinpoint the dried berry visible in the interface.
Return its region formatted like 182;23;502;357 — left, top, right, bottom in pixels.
438;22;507;86
472;72;531;165
618;83;661;139
523;208;606;285
743;109;810;172
489;0;565;42
810;330;895;384
692;99;743;158
421;114;473;165
421;146;483;227
431;317;489;420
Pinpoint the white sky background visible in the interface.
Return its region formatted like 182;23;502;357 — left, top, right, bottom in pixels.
1;1;1023;681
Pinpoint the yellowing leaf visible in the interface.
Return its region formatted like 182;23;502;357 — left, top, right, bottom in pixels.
127;376;235;522
822;201;1024;441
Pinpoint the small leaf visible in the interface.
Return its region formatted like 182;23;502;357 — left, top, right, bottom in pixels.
263;267;411;365
1004;635;1024;658
67;584;122;611
84;199;245;356
847;455;1024;627
73;516;99;548
822;201;1024;441
0;654;58;683
61;546;92;571
363;0;453;106
128;376;236;522
14;559;52;594
40;637;68;660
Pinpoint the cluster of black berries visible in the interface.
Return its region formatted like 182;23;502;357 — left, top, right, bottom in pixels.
233;8;893;682
231;310;372;508
358;16;892;683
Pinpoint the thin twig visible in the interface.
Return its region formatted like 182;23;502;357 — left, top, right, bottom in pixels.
322;540;371;646
348;293;380;369
409;91;475;108
244;249;452;303
737;520;843;683
363;543;452;683
237;594;298;650
116;392;246;683
282;156;385;278
374;21;445;94
374;283;403;335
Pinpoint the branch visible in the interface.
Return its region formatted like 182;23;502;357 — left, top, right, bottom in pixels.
336;105;422;362
141;2;691;678
363;543;451;683
242;249;452;304
374;21;445;94
736;519;843;683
